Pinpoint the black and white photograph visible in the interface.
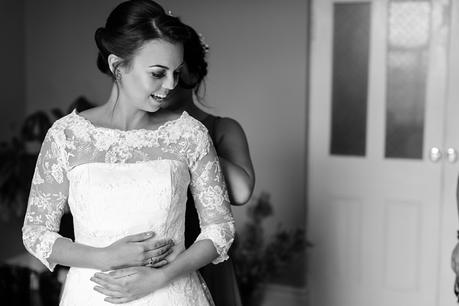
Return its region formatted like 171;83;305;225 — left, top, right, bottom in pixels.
2;0;459;306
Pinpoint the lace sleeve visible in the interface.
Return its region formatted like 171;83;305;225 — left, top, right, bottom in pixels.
188;126;235;264
22;126;70;271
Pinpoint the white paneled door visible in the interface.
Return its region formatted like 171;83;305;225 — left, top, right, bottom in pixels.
307;0;459;305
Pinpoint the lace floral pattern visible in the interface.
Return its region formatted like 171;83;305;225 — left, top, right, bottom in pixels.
22;110;234;305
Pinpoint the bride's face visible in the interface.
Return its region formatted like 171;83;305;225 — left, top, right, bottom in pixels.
161;64;197;110
118;39;183;112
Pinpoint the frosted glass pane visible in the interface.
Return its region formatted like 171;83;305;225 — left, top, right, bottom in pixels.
385;0;430;159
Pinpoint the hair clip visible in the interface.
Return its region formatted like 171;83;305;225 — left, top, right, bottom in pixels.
198;33;210;54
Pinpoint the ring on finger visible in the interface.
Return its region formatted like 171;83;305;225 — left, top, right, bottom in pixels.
149;257;154;265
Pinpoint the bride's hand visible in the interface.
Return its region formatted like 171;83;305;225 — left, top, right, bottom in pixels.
91;266;168;303
101;232;174;271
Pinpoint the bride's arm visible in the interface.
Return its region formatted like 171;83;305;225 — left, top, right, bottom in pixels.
92;240;219;304
160;127;236;274
48;231;173;271
23;126;173;272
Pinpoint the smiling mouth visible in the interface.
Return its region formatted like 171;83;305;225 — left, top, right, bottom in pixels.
150;93;167;103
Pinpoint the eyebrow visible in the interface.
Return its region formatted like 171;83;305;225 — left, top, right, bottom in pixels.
149;62;184;70
150;65;169;69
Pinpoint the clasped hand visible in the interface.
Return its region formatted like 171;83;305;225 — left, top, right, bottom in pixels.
101;231;174;271
91;266;168;304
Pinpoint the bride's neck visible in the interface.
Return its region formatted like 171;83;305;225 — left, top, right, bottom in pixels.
103;86;150;131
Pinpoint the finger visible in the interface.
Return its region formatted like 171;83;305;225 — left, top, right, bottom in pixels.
93;272;115;281
124;231;155;242
151;259;168;268
90;276;123;292
93;286;124;298
105;297;134;304
105;267;138;279
144;248;173;266
145;243;173;259
143;238;174;251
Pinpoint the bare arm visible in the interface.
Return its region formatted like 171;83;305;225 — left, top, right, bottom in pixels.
213;118;255;205
92;240;218;304
49;232;173;271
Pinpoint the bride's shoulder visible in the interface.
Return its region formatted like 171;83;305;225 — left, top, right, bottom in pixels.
47;107;101;140
176;112;212;143
76;106;105;125
178;111;207;131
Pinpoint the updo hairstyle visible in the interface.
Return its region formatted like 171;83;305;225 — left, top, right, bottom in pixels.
94;0;190;79
180;24;209;100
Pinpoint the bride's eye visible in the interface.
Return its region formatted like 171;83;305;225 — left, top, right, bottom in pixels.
151;71;166;79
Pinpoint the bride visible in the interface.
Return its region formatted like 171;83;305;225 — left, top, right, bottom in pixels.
22;0;234;305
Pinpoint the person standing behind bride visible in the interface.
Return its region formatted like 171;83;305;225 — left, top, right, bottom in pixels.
92;23;255;305
22;0;235;304
166;25;256;306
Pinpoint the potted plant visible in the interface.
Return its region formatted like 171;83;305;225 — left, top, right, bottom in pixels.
232;191;312;306
0;110;60;220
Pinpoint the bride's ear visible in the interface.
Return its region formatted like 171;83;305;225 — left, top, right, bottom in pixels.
108;54;123;75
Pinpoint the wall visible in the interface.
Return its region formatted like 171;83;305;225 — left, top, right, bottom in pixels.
24;0;309;287
0;0;26;260
165;0;308;236
0;0;25;141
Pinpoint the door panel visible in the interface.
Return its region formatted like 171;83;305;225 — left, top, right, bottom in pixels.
308;1;451;305
439;1;459;305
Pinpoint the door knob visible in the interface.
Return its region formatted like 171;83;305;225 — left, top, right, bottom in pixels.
446;148;458;163
429;147;442;162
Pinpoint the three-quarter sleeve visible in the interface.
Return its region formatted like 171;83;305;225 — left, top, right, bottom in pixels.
188;126;235;264
22;126;70;271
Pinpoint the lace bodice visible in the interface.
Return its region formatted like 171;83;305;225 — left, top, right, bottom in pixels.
22;110;235;272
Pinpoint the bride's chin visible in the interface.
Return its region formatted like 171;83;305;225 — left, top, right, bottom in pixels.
143;103;160;113
148;97;162;109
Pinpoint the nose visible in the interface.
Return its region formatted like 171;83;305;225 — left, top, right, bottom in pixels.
162;72;178;90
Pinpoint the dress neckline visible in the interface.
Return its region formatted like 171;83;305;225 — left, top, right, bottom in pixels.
71;109;188;135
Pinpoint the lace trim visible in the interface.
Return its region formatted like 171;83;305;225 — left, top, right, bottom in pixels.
22;227;67;271
196;222;235;264
71;109;188;136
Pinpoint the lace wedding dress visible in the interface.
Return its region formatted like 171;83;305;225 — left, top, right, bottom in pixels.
22;110;235;305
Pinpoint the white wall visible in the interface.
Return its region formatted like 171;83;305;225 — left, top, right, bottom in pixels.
24;0;309;286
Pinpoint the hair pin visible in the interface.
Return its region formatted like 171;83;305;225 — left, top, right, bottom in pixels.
198;33;210;54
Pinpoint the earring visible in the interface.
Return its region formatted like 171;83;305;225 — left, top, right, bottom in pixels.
115;68;121;81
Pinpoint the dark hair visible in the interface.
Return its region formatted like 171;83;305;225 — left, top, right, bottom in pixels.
180;25;209;100
95;0;190;78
